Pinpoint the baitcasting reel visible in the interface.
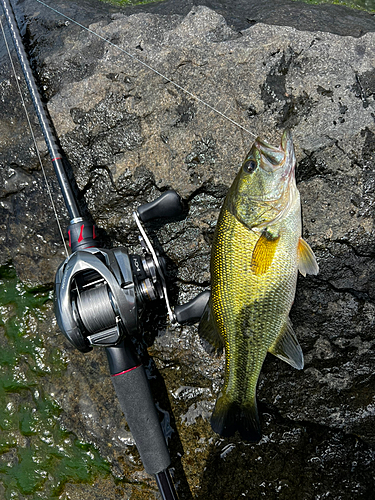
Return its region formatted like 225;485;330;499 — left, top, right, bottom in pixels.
54;190;209;354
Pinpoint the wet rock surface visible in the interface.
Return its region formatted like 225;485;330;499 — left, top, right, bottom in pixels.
1;0;375;498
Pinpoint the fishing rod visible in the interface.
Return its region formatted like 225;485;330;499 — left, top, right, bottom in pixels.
1;0;209;497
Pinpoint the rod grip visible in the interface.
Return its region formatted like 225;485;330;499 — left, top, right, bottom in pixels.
107;344;171;475
111;367;171;474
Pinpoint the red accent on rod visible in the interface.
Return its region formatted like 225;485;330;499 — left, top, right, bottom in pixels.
68;230;71;247
51;157;62;161
78;224;84;242
111;365;141;377
93;225;96;239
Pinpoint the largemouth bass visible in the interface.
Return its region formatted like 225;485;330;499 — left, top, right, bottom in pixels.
199;130;318;441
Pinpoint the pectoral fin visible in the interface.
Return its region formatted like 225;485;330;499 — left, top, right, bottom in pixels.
198;299;224;351
268;317;304;370
297;237;319;277
251;229;280;276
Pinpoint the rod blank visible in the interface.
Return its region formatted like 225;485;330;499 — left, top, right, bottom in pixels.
0;0;81;220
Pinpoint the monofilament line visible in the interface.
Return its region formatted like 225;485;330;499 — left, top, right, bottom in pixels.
35;0;257;139
1;17;69;257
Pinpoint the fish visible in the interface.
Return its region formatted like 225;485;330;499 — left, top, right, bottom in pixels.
199;129;319;442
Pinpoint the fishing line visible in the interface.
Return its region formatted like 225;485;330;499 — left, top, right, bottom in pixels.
0;16;69;257
34;0;257;139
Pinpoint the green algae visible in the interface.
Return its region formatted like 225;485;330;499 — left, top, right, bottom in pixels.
101;0;375;13
104;0;162;6
295;0;375;13
0;265;110;499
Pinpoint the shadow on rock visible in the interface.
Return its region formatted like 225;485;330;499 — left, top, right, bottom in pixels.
197;403;375;500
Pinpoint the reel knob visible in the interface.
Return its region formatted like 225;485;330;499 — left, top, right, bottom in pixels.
174;290;210;324
137;190;184;222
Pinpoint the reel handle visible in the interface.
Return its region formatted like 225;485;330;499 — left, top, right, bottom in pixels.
137;190;184;222
106;343;171;476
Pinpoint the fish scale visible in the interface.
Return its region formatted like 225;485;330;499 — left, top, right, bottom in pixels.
199;130;319;441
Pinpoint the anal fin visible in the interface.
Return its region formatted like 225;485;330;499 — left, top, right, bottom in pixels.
198;298;224;352
268;317;304;370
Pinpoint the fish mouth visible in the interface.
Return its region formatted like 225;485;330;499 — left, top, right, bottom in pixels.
254;130;295;177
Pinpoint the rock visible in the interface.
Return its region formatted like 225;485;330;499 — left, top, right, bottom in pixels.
0;0;375;498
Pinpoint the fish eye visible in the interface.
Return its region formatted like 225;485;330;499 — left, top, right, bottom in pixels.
243;159;257;173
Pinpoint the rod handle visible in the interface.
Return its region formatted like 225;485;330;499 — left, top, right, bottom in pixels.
106;344;171;475
155;469;179;500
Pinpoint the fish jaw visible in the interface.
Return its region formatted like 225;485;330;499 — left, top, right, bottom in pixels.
229;130;298;229
254;129;296;178
253;129;296;199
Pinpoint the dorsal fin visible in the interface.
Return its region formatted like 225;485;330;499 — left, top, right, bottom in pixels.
268;317;304;370
297;237;319;277
251;229;280;276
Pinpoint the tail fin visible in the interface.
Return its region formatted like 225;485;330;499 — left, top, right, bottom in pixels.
211;393;261;442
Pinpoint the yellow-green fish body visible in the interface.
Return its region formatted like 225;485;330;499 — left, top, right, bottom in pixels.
199;130;318;441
